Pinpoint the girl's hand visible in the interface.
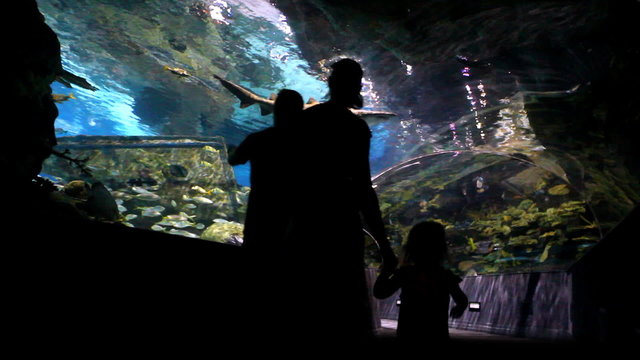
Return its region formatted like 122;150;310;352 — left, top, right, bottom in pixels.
450;305;466;318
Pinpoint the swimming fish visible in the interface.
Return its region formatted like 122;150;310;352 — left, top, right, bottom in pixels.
56;69;99;91
213;74;397;122
52;93;76;103
168;229;199;238
164;65;191;77
135;192;161;201
192;196;214;205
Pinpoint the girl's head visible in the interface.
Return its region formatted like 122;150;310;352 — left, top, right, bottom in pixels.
403;221;448;266
274;89;303;127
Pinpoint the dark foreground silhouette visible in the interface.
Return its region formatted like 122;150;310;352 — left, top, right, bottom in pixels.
280;58;398;345
374;221;468;347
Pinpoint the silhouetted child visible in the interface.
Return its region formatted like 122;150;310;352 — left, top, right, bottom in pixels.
228;89;303;255
374;221;468;344
227;89;303;345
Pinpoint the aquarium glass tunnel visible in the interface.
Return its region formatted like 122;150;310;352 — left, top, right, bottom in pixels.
37;0;638;275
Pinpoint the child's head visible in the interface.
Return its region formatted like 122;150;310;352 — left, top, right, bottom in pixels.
274;89;303;127
403;221;448;266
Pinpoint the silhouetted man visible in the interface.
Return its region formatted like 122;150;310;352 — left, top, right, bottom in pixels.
288;58;397;344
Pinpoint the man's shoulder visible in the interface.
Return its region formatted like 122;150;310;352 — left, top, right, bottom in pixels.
304;103;369;128
249;127;278;138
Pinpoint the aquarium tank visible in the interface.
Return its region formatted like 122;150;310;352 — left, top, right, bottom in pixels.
36;0;639;275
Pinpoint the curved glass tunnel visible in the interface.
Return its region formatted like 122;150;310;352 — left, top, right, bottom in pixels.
369;151;601;274
35;0;638;280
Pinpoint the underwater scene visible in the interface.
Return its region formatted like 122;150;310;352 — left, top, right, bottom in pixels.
42;136;248;244
370;151;600;274
36;0;639;275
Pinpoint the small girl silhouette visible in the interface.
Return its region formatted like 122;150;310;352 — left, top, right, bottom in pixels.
374;221;468;343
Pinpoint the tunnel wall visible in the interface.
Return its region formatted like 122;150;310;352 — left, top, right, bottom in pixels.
376;271;573;340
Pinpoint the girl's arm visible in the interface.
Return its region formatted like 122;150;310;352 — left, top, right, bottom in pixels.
448;271;468;318
449;284;468;318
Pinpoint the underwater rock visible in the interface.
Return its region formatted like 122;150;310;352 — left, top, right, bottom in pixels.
163;164;189;183
200;219;244;244
63;180;91;199
82;182;121;221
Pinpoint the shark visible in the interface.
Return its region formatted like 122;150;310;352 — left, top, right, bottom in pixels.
212;74;397;123
162;66;397;123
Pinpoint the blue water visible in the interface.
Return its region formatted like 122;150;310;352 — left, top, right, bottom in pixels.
47;0;394;187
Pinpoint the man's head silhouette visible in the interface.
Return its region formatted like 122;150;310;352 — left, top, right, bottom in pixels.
328;58;363;109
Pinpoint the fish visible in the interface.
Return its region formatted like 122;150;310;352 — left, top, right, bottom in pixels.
192;196;214;205
131;186;153;194
52;93;76;103
164;212;194;221
164;65;191;77
213;74;397;122
141;209;163;217
548;184;570;196
168;229;199;238
56;69;99;91
168;220;194;229
191;185;209;194
135;192;161;201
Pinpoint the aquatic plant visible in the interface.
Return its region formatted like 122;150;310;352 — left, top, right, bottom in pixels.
371;151;601;275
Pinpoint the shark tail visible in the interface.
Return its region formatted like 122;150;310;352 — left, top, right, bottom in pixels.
215;74;260;110
259;103;273;116
239;100;255;108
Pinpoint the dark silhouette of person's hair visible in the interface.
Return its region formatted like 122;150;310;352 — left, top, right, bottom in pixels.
404;221;448;266
374;221;468;345
273;89;303;128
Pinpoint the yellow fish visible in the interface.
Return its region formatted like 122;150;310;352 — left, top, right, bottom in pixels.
548;184;570;196
52;93;76;103
164;65;191;77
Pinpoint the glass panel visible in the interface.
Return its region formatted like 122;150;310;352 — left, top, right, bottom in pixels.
41;135;248;244
371;151;601;275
